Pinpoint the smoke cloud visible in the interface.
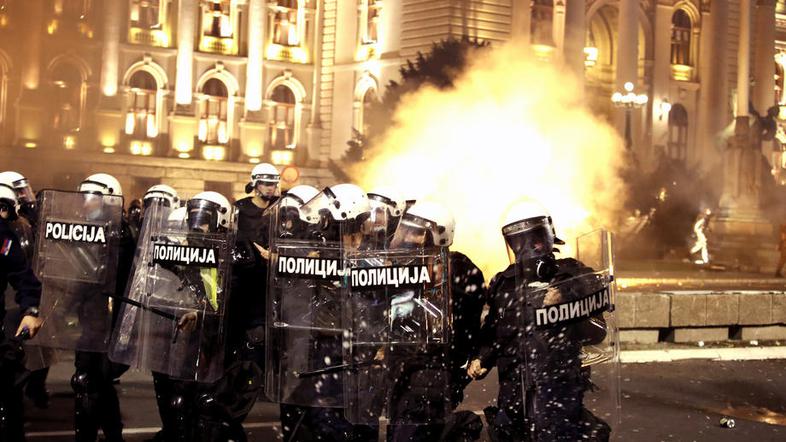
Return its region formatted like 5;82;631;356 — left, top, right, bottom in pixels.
350;42;628;279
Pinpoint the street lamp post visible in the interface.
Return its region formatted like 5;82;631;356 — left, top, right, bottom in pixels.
611;82;648;150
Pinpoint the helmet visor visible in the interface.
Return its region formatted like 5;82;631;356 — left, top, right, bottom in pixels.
252;174;280;184
358;203;390;250
12;179;35;205
390;214;432;249
187;199;223;232
503;217;555;263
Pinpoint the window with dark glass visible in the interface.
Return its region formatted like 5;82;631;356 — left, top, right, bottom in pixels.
202;0;232;38
671;10;692;66
269;85;296;149
361;0;380;44
668;104;689;161
361;88;377;133
125;70;158;138
50;63;83;133
273;0;300;46
199;78;229;144
130;0;161;29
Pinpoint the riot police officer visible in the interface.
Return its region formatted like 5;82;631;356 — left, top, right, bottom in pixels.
0;183;43;441
272;183;379;441
386;201;484;442
71;173;136;442
0;171;51;408
218;164;284;440
365;187;406;247
109;184;181;442
0;171;37;223
468;200;611;442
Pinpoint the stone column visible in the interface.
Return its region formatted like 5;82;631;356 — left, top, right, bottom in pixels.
696;0;728;170
100;0;122;97
651;4;672;156
563;0;586;83
22;0;44;90
616;0;639;88
175;0;198;105
737;0;752;119
552;0;566;53
753;0;776;115
713;0;775;273
245;0;266;112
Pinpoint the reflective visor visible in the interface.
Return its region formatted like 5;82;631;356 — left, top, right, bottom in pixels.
390;214;432;249
368;193;395;208
12;179;35;205
502;217;555;263
187;199;223;232
300;188;336;224
79;179;112;195
143;196;172;209
253;174;280;184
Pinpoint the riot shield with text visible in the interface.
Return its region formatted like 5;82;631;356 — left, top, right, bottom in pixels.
516;229;618;440
29;190;122;353
136;218;235;383
108;199;173;368
264;190;349;407
342;248;451;425
265;242;346;407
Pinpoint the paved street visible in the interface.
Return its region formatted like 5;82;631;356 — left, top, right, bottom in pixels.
21;355;786;441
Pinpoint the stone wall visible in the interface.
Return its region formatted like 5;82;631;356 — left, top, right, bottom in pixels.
617;290;786;343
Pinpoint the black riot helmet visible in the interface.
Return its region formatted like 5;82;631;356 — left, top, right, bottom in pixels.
501;200;565;281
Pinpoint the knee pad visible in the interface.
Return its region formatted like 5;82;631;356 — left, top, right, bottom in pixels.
71;372;92;394
170;394;187;412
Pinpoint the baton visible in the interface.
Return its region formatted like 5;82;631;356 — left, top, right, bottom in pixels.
295;359;381;378
102;293;178;321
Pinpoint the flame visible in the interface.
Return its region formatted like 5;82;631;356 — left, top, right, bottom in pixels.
350;41;628;280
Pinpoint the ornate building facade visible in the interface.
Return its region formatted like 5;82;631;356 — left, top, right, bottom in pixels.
0;0;784;199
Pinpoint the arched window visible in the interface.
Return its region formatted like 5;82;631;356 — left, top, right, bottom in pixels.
273;0;301;46
50;63;84;133
269;85;296;149
199;78;229;145
130;0;162;30
125;70;158;138
668;104;689;161
361;87;377;133
671;10;692;66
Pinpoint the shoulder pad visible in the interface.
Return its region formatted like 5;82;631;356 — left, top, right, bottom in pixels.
488;264;515;294
450;251;485;279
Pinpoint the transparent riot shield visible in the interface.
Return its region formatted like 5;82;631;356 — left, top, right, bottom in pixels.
515;229;618;440
342;248;452;425
29;190;122;353
108;199;173;368
265;190;348;407
137;215;236;383
575;230;621;431
265;241;345;407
